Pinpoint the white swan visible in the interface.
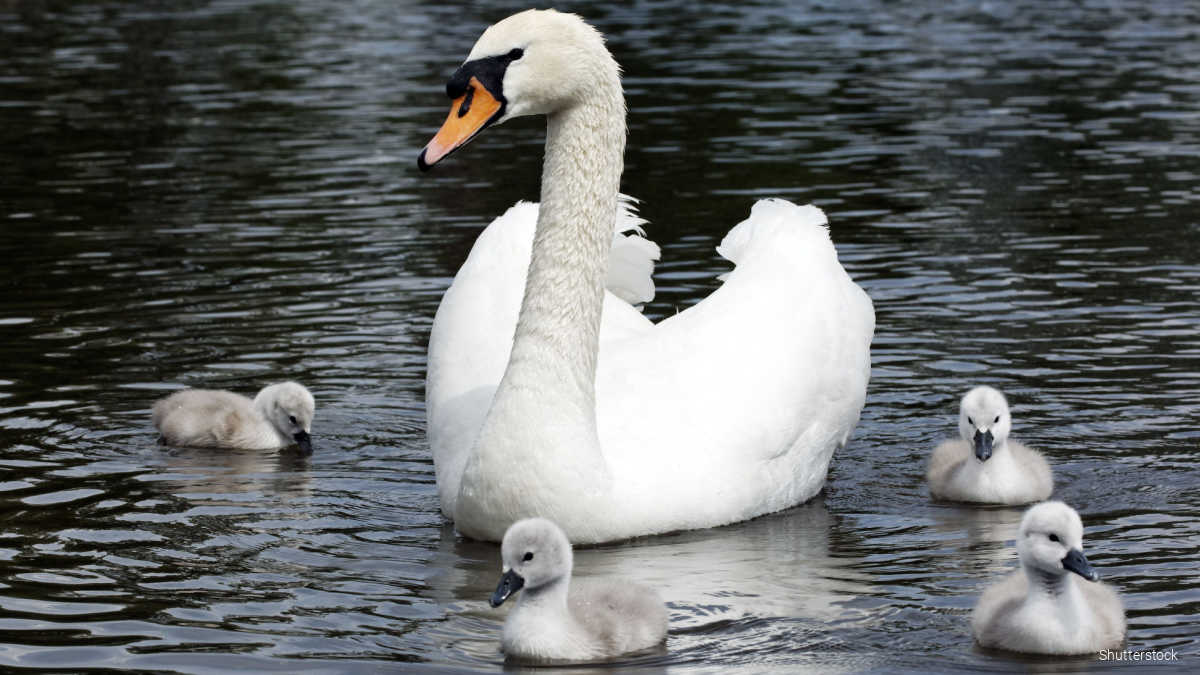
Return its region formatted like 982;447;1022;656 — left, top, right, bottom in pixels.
420;9;874;543
152;382;314;453
927;386;1052;505
972;501;1125;654
489;517;668;663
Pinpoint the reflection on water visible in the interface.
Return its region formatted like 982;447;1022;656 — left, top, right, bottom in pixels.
0;0;1197;671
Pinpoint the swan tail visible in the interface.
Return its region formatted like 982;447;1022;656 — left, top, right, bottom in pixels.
606;194;660;305
715;198;830;268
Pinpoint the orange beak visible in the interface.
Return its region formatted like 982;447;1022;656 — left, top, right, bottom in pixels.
418;76;503;171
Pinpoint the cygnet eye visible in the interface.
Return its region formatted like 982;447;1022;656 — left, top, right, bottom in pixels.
522;551;534;562
1048;533;1060;543
967;416;974;426
994;414;1001;424
289;415;297;424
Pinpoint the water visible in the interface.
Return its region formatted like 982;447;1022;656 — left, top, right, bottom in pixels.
1;0;1197;671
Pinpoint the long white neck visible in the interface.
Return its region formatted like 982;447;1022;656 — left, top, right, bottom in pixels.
455;62;625;540
504;80;625;403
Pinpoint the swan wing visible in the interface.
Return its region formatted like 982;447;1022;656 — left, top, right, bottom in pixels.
595;199;874;525
426;198;659;514
605;196;659;305
971;571;1028;647
1009;441;1054;499
568;579;668;656
927;439;968;494
1080;580;1126;648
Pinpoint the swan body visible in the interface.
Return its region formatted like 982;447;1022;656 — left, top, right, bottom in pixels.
972;501;1125;654
927;386;1051;505
490;518;667;663
152;381;314;453
421;10;874;543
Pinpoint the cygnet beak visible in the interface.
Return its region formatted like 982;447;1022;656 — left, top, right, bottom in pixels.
973;428;993;462
490;568;525;608
293;430;313;455
1062;548;1100;582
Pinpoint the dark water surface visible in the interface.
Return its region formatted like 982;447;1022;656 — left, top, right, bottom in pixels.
1;0;1198;672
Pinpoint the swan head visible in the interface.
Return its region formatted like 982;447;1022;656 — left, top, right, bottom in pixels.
419;9;619;170
1017;501;1099;583
958;386;1012;462
254;381;315;454
490;517;574;608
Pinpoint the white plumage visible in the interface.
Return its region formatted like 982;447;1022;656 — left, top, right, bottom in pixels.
423;9;874;543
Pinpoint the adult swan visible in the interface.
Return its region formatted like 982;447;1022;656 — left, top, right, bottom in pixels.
419;9;874;544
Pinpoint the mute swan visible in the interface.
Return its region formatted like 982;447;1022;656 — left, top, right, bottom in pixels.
490;517;668;663
420;9;874;543
152;381;314;453
927;386;1052;505
972;501;1125;654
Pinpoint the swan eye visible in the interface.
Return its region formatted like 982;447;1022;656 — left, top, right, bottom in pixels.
507;48;524;61
994;415;1001;424
1048;533;1060;543
522;551;534;562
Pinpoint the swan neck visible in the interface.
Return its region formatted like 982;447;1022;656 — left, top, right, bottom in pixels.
520;576;571;612
456;62;626;540
252;392;289;446
252;392;269;418
1025;565;1074;599
505;84;625;397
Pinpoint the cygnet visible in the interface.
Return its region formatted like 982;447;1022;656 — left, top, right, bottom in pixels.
489;517;667;663
972;501;1125;654
927;386;1052;505
152;381;314;453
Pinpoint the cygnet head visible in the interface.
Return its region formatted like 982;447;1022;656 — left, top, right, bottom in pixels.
490;517;574;608
958;386;1012;462
1017;501;1099;583
254;381;315;454
419;9;618;169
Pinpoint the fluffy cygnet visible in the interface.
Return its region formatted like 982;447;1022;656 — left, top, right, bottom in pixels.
489;518;668;663
927;386;1052;505
152;381;315;453
972;501;1125;654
